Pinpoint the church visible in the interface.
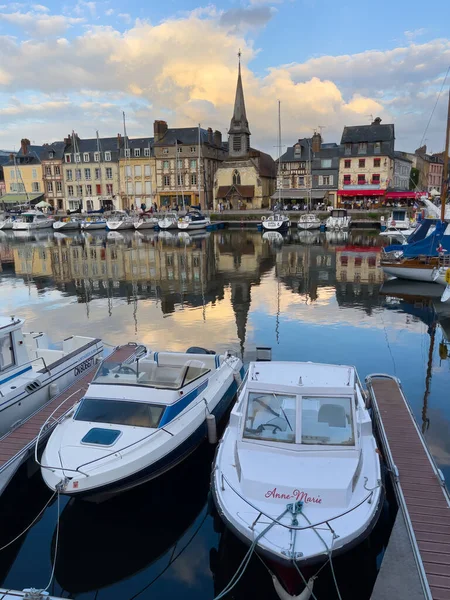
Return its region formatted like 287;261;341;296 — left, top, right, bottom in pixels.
214;57;277;210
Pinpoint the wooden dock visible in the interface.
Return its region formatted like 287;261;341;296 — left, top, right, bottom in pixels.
367;374;450;600
0;344;141;497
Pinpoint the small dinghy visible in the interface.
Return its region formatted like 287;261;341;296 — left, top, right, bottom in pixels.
212;355;383;596
41;347;244;499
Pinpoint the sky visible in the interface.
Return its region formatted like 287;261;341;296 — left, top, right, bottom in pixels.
0;0;449;156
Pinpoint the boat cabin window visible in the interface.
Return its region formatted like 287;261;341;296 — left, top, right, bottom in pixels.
243;392;296;444
75;398;165;428
331;210;347;218
0;333;15;372
392;210;406;220
301;396;354;446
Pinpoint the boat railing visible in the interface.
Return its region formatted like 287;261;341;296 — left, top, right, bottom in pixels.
438;255;450;268
217;470;379;533
38;356;240;479
0;355;49;398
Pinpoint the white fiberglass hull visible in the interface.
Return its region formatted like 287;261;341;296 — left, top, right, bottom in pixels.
0;221;14;230
41;355;243;499
381;264;439;283
134;220;157;230
106;220;135;231
297;220;320;230
178;219;210;230
326;218;351;230
81;221;106;230
13;220;54;230
262;220;290;232
0;339;103;437
53;221;80;231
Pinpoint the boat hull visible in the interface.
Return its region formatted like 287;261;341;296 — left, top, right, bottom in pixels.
297;220;320;230
13;221;54;230
158;221;178;230
381;264;438;282
106;221;135;231
53;222;80;231
134;221;157;230
0;222;14;230
178;220;210;230
81;222;106;230
261;221;289;232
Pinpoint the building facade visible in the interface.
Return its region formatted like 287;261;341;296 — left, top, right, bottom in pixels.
3;139;44;201
338;118;395;207
41;141;66;210
214;60;276;209
154;121;227;209
393;152;412;190
274;134;340;207
427;155;444;195
119;137;157;210
62;133;121;212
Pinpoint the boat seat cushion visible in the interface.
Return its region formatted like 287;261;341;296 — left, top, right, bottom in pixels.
318;404;347;428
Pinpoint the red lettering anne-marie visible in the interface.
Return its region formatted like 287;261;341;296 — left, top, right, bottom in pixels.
264;487;322;504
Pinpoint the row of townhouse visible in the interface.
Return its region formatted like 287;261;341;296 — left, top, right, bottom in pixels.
1;121;228;212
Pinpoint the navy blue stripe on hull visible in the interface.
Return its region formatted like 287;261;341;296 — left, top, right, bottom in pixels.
67;379;238;499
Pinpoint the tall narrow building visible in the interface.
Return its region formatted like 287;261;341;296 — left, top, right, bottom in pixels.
214;55;276;209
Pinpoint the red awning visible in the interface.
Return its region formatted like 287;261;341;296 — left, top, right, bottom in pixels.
338;190;385;197
385;191;419;199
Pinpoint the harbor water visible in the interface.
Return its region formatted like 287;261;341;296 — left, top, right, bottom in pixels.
0;227;449;599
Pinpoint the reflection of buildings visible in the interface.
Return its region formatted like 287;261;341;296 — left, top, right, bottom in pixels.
335;247;384;284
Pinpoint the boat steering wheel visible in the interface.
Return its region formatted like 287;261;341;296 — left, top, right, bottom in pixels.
257;423;282;434
115;365;137;376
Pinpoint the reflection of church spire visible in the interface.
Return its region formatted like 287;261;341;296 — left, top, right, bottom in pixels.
229;50;251;158
230;280;251;359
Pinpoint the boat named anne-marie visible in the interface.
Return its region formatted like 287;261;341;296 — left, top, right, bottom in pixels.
297;213;321;230
212;356;383;596
178;210;211;230
12;211;54;231
325;208;351;230
157;212;179;230
261;213;290;232
0;316;103;437
41;347;244;499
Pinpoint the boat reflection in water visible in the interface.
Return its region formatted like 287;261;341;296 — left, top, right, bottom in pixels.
53;441;216;595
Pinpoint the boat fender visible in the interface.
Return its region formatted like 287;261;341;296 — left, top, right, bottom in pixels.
271;575;315;600
206;413;217;444
49;382;59;400
234;371;242;386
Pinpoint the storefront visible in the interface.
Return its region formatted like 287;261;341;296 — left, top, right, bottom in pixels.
337;189;385;208
384;191;422;207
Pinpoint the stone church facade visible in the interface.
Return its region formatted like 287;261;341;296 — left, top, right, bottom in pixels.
214;59;276;210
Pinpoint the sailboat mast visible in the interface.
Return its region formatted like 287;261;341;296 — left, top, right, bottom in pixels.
198;124;201;209
175;139;179;208
441;88;450;223
123;112;131;211
278;100;282;208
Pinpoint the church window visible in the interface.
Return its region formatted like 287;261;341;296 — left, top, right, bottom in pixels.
233;170;241;185
233;136;242;152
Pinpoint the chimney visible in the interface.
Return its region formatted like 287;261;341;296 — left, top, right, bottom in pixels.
20;138;30;155
9;153;14;161
207;127;213;145
153;120;168;143
117;133;123;148
311;132;322;153
64;134;71;145
213;130;222;147
372;117;382;125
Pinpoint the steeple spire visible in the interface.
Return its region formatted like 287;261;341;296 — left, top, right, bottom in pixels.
228;50;251;157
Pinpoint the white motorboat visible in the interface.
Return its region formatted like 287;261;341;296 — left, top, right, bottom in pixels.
297;230;321;245
261;213;290;232
134;214;158;231
12;210;54;230
106;211;137;231
325;209;351;230
383;208;412;231
297;213;321;230
178;210;211;231
0;316;103;437
81;216;107;231
53;217;82;231
325;230;349;244
157;212;179;230
41;347;244;499
0;216;15;230
212;358;383;595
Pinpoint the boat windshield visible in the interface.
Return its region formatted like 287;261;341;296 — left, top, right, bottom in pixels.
243;392;296;443
74;398;164;428
331;210;347;218
302;396;354;446
92;359;210;390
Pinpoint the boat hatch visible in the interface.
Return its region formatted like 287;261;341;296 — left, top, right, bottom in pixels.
243;392;355;446
75;398;165;428
81;428;122;446
92;359;210;390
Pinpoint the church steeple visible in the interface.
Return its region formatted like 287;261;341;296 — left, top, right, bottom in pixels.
229;50;251;158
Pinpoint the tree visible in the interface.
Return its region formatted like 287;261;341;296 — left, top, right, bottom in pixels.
409;167;419;190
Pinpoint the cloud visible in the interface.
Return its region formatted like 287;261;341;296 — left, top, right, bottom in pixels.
404;28;427;41
118;13;131;24
32;4;50;12
73;0;97;18
105;8;114;16
0;10;448;154
219;6;275;30
0;10;84;36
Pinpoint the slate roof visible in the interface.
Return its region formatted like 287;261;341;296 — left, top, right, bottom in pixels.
252;149;277;178
341;123;394;144
394;151;412;164
154;127;224;149
120;137;154;158
4;145;44;166
64;136;121;154
280;139;340;163
41;141;66;161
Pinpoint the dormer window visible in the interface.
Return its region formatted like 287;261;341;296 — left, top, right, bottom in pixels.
94;152;100;162
294;144;301;156
83;153;90;162
374;142;381;154
65;154;71;163
49;151;54;159
177;147;182;153
134;148;140;157
105;152;111;161
345;143;351;156
75;153;81;163
144;147;150;157
358;143;367;155
125;148;131;158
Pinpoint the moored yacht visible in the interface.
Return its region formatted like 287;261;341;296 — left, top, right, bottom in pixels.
53;217;82;231
0;316;103;437
325;208;351;230
178;209;210;230
0;216;15;230
261;213;290;232
106;211;137;231
297;213;321;230
40;348;244;499
212;357;383;596
157;212;179;230
81;216;107;230
12;210;54;230
134;214;158;230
